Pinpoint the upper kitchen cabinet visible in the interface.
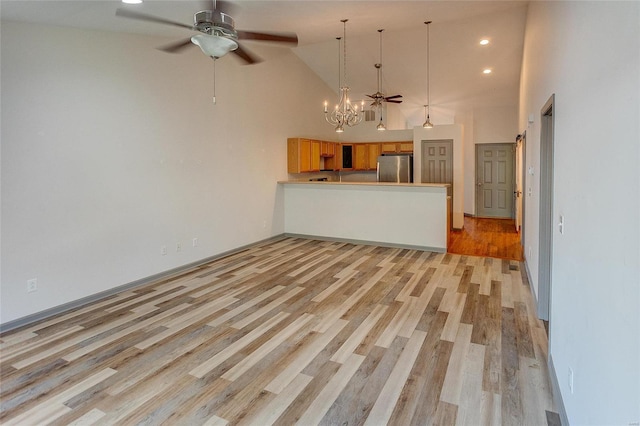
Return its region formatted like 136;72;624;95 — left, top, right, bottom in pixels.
288;138;320;173
354;143;381;170
320;141;336;157
380;141;414;154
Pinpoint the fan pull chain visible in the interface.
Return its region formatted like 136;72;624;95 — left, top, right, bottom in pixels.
212;57;217;105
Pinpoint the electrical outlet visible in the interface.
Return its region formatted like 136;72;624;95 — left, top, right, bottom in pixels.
192;237;198;247
27;278;38;293
559;215;565;234
161;245;167;256
177;242;182;252
568;367;574;394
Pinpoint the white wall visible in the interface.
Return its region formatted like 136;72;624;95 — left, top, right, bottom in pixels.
413;124;464;229
519;2;639;424
0;22;336;325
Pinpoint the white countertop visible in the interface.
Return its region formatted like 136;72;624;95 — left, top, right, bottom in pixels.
278;181;450;188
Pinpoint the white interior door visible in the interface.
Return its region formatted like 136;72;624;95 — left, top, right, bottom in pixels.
421;140;453;230
421;140;453;185
476;143;515;218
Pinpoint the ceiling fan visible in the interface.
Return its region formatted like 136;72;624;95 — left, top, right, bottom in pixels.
115;0;298;64
366;29;402;107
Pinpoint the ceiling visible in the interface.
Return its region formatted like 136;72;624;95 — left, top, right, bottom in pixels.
1;0;529;127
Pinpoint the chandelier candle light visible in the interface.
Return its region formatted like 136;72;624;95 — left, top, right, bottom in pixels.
324;19;364;133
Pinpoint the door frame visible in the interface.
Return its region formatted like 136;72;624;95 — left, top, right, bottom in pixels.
474;142;516;218
517;131;527;248
538;95;555;322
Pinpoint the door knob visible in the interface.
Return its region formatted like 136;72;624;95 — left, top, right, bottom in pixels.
477;182;483;186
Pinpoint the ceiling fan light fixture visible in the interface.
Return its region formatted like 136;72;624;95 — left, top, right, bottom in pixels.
191;34;238;58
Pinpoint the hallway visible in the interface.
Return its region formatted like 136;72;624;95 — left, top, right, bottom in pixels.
448;217;524;261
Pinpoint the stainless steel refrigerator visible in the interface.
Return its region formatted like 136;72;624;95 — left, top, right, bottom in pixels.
376;154;413;183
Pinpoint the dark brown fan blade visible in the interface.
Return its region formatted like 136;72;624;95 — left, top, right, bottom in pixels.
236;30;298;46
366;94;376;99
231;43;262;65
116;9;193;30
158;38;194;53
386;99;403;103
385;95;403;100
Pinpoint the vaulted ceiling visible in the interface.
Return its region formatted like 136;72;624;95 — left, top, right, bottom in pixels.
1;0;528;127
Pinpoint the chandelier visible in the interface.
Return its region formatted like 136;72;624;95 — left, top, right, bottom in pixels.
323;19;364;133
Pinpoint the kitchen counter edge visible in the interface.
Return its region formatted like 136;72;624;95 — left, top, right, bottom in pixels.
278;181;450;188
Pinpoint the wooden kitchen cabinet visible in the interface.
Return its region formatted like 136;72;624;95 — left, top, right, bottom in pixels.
288;138;321;173
380;141;413;154
353;144;368;170
320;141;336;157
368;143;381;170
353;143;381;170
311;140;321;171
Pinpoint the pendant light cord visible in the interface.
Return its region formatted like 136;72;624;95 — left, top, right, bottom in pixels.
337;37;342;89
378;29;383;93
341;19;348;88
425;21;431;111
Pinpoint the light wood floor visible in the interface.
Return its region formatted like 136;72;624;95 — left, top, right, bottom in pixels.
448;217;524;261
0;237;558;425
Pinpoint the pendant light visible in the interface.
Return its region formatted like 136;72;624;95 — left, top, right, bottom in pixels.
376;30;386;131
423;21;434;129
323;19;364;132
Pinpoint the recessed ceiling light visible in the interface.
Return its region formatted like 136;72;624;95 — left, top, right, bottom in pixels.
122;0;142;4
480;39;490;46
483;68;492;74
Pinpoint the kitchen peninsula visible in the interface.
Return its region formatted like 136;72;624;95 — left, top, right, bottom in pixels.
279;181;450;251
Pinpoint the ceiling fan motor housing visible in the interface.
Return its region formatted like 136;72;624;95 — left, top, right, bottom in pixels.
194;10;236;38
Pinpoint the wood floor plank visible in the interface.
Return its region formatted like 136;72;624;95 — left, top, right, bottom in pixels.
4;368;116;426
242;373;313;426
330;304;387;364
265;319;348;394
296;352;365;425
0;237;557;425
190;312;290;378
364;330;427;426
222;313;314;381
440;323;474;405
